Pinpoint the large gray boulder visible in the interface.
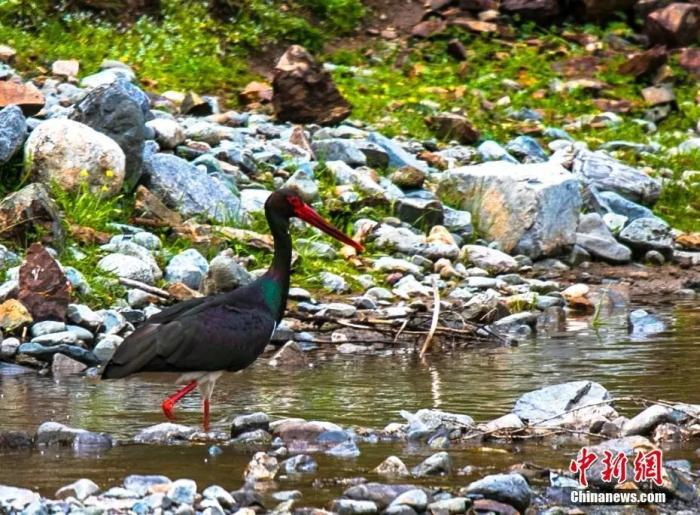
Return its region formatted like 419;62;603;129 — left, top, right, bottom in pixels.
572;149;661;206
24;119;126;197
513;380;617;428
0;105;26;164
437;161;581;258
142;152;240;223
70;78;147;189
575;213;632;263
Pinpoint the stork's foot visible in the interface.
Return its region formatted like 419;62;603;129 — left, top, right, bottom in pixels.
162;398;177;420
160;380;198;422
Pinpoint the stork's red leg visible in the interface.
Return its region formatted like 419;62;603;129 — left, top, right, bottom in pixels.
203;399;210;432
161;381;197;420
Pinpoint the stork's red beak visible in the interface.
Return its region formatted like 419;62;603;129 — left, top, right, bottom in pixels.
294;203;364;252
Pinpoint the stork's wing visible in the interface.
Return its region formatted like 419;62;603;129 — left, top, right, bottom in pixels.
101;301;276;378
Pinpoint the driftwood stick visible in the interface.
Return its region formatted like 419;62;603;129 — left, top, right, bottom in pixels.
118;278;171;299
394;318;410;343
419;277;441;358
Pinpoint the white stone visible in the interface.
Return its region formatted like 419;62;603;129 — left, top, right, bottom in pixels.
24;118;125;197
98;254;156;285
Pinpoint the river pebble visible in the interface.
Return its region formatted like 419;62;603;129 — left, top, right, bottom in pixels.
243;452;278;482
462;473;530;512
55;478;100;501
282;454;317;474
166;479;197;505
410;452;451;477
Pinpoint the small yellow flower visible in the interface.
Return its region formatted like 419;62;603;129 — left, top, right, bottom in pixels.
101;185;109;192
79;170;89;178
105;169;114;178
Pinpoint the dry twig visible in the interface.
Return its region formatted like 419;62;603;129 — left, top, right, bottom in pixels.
419;277;441;358
118;278;171;299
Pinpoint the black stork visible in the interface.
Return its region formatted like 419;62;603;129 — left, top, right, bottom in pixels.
101;188;363;430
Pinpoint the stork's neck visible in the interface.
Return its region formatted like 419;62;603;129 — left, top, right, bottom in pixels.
260;209;292;321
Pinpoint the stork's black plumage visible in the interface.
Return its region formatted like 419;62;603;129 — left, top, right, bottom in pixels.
101;189;363;429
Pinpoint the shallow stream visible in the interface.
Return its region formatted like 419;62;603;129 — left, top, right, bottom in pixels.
1;299;698;505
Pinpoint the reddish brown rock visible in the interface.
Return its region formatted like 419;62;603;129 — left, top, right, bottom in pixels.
411;18;446;38
448;17;498;33
0;80;45;116
618;45;668;79
69;224;111;245
18;243;71;322
500;0;559;21
447;39;468;61
679;47;700;75
553;55;603;77
238;81;273;106
426;113;480;144
646;3;700;47
0;184;64;245
592;98;633;113
166;282;203;301
272;45;351;126
132;185;182;228
418;151;448;170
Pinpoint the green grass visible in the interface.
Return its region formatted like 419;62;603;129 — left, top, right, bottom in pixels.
50;180;126;232
0;0;365;97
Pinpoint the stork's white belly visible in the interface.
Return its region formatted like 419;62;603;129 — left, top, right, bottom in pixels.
176;371;224;385
176;371;224;401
